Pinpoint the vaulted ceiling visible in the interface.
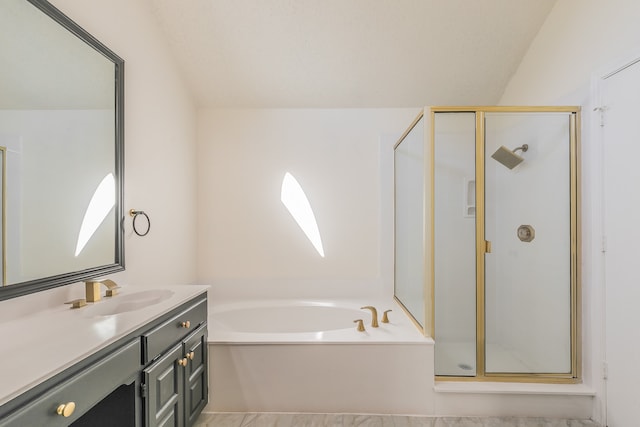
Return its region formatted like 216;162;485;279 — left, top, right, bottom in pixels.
148;0;556;108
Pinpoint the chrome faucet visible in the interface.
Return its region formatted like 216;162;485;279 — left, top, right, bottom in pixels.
360;306;379;328
85;279;120;302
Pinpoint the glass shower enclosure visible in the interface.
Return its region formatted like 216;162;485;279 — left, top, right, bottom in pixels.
394;107;580;382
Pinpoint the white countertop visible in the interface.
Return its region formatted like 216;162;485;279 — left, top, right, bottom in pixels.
0;285;208;407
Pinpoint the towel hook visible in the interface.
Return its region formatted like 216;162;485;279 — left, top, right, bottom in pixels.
129;209;150;236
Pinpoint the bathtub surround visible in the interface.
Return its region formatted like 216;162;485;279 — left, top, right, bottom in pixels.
194;413;600;427
207;299;433;414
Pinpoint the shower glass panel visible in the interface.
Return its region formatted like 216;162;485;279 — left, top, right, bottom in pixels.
433;112;477;376
394;114;426;329
484;112;572;374
424;106;580;382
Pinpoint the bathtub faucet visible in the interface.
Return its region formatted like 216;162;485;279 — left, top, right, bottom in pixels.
360;306;379;328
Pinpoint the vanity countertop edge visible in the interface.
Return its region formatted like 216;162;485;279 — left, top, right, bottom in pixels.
0;284;209;407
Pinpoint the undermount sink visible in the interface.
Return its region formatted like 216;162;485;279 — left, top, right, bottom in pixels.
82;289;175;317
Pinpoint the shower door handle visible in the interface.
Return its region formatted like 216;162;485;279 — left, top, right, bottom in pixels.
485;240;492;253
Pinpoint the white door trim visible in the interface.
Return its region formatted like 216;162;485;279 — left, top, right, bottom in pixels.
591;49;640;427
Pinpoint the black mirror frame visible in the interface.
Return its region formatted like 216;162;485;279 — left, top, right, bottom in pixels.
0;0;125;301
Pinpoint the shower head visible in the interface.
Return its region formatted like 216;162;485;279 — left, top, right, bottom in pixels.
491;144;528;169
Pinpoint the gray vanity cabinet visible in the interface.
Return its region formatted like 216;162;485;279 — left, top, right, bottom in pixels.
0;291;208;427
183;326;208;426
143;325;208;427
144;344;184;427
0;339;141;427
142;298;208;427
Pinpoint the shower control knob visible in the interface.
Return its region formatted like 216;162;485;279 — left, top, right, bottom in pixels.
517;225;535;242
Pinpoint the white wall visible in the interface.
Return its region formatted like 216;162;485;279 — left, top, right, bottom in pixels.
499;0;640;422
500;0;640;105
196;108;417;300
6;0;200;307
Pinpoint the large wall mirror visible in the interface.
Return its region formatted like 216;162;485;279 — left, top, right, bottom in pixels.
0;0;124;300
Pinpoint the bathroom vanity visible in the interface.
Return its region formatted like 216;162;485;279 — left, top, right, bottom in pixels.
0;285;208;427
0;1;209;424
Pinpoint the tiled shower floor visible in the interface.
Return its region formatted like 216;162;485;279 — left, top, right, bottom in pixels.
435;341;536;376
194;413;600;427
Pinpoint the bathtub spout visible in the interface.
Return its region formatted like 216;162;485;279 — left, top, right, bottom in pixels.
360;306;379;328
353;319;366;332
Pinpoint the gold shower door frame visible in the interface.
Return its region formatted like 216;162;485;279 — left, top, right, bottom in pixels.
430;106;581;383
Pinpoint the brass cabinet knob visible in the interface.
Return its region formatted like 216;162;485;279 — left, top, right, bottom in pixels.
186;351;195;360
56;402;76;417
178;357;188;367
181;321;191;328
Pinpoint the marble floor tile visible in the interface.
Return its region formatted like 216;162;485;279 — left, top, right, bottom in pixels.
341;414;389;427
193;413;601;427
392;416;435;427
433;417;485;427
194;412;246;427
290;413;345;427
241;413;295;427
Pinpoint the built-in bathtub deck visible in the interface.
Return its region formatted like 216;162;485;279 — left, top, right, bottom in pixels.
206;299;433;414
208;298;428;344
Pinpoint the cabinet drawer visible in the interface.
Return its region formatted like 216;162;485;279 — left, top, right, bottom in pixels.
143;298;207;364
0;339;141;427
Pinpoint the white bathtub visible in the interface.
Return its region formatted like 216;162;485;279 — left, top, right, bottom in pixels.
206;299;434;414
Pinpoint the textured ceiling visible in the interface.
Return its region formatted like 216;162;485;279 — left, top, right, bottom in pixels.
148;0;556;108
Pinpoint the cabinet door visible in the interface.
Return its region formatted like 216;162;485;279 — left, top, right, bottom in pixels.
144;344;184;427
183;324;208;427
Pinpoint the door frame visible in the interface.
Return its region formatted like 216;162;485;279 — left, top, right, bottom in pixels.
591;50;640;427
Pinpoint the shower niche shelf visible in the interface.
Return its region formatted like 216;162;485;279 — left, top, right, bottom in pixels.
463;178;476;218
